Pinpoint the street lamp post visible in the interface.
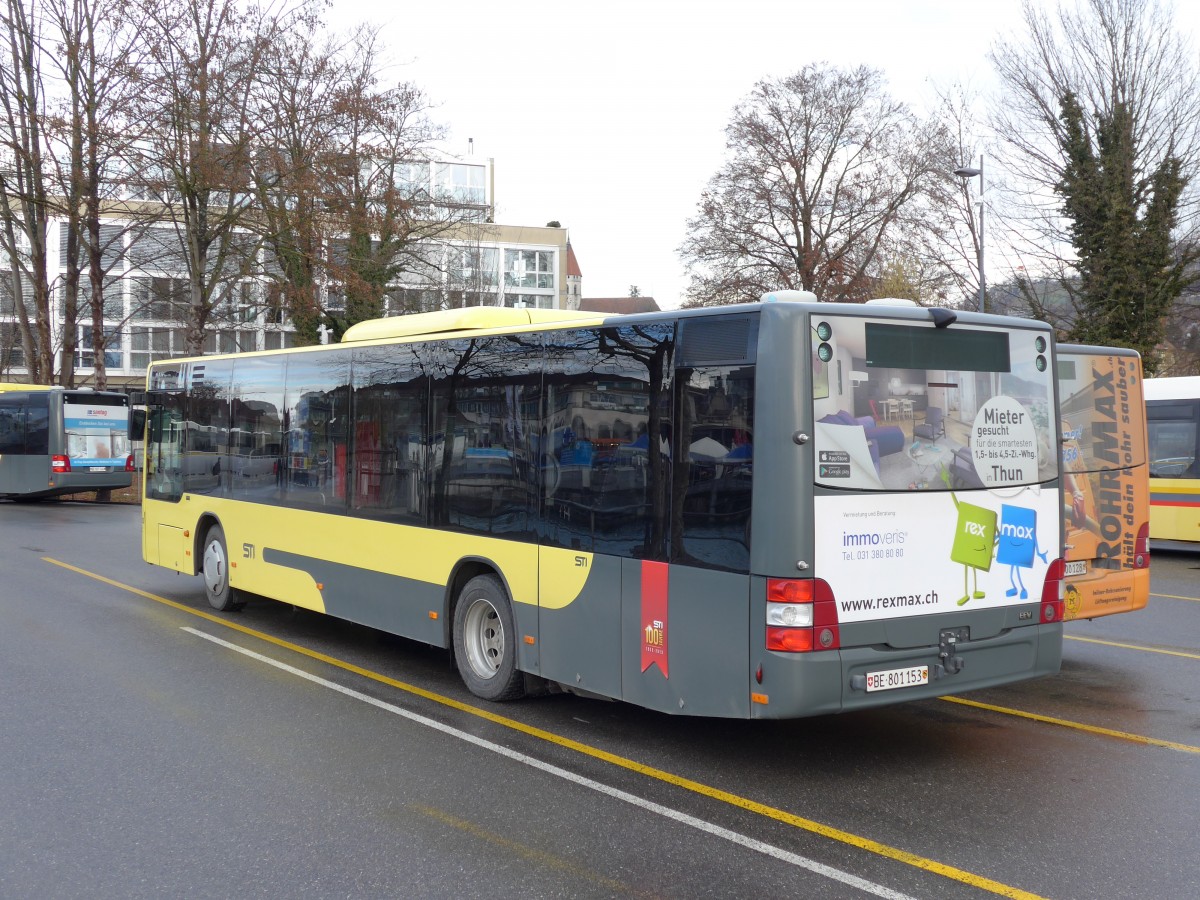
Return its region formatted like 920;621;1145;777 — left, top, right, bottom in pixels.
953;155;985;312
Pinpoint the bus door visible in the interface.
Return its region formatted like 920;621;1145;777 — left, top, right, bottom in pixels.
536;320;756;715
141;365;189;569
1057;347;1150;618
0;393;23;494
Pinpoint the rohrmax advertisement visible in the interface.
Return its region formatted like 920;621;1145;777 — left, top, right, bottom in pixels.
1059;353;1149;618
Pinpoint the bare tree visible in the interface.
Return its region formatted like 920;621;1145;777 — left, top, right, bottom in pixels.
130;0;322;356
989;0;1200;361
317;29;462;340
0;0;55;382
248;24;464;343
41;0;157;388
679;64;957;306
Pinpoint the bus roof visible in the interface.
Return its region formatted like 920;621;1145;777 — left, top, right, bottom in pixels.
1144;375;1200;401
340;306;604;343
0;384;120;395
0;383;56;393
1057;343;1141;359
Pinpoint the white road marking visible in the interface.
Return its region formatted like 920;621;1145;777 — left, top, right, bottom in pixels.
184;626;917;899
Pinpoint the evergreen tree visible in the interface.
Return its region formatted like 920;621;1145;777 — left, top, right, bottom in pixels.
1056;92;1189;368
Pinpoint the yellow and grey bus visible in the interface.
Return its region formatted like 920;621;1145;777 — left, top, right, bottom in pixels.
1145;375;1200;548
0;384;134;500
135;295;1065;718
1055;345;1150;619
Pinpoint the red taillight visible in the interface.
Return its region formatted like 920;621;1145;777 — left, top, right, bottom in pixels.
51;454;71;473
125;454;135;472
1041;557;1065;623
1134;523;1150;569
766;577;839;652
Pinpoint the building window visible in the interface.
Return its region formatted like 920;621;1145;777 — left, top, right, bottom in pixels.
77;326;123;369
450;246;498;288
264;331;296;351
434;163;486;205
504;249;554;289
396;161;431;200
503;294;554;310
384;287;439;315
130;326;186;369
1;322;24;369
204;330;256;355
218;281;258;324
131;276;189;321
264;283;287;325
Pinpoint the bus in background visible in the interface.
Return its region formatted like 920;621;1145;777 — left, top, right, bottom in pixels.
1144;375;1200;548
0;384;134;501
135;296;1064;719
1055;345;1150;620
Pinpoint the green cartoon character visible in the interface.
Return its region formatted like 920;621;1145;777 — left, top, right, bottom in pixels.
941;466;997;605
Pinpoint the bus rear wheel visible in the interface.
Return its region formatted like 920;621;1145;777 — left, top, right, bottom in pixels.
453;574;525;701
202;524;244;612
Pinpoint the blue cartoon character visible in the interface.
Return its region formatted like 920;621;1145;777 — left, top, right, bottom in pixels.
996;504;1048;600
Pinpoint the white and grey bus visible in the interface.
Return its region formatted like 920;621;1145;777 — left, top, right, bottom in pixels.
0;384;134;501
135;294;1065;717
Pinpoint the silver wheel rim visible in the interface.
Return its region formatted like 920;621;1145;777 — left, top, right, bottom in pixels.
462;597;504;680
203;539;226;596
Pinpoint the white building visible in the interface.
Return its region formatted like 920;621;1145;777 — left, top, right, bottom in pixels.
0;154;575;390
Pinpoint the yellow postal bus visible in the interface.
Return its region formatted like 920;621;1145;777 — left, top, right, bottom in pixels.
1145;375;1200;547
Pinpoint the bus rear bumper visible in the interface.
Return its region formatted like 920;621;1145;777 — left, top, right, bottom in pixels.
751;622;1063;719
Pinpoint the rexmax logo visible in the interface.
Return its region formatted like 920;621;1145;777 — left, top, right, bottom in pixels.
999;521;1035;540
964;520;988;538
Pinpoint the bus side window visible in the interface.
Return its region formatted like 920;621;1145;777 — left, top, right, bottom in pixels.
0;398;22;454
145;398;185;502
24;397;50;456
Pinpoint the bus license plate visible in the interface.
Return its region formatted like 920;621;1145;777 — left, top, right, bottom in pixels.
865;665;929;693
1064;560;1087;576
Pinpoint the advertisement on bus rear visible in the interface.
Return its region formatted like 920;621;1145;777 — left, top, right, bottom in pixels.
814;484;1058;621
64;402;130;468
810;314;1059;621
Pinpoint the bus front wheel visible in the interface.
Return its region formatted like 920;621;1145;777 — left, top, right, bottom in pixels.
202;524;245;612
453;574;525;702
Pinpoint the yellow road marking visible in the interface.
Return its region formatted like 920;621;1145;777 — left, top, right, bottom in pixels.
46;557;1048;899
939;696;1200;754
1149;591;1200;603
1066;634;1200;661
411;804;649;897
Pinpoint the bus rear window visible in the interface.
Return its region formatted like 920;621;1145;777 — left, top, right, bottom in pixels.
813;316;1054;492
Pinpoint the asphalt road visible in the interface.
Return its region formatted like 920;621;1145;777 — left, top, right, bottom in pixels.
1;501;1197;899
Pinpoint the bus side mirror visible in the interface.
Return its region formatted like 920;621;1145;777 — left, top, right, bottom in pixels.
129;408;146;441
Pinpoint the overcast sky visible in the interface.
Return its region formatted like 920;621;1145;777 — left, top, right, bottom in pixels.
345;0;1199;309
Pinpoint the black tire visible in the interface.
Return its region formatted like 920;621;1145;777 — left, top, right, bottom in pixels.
201;524;244;612
452;574;525;701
